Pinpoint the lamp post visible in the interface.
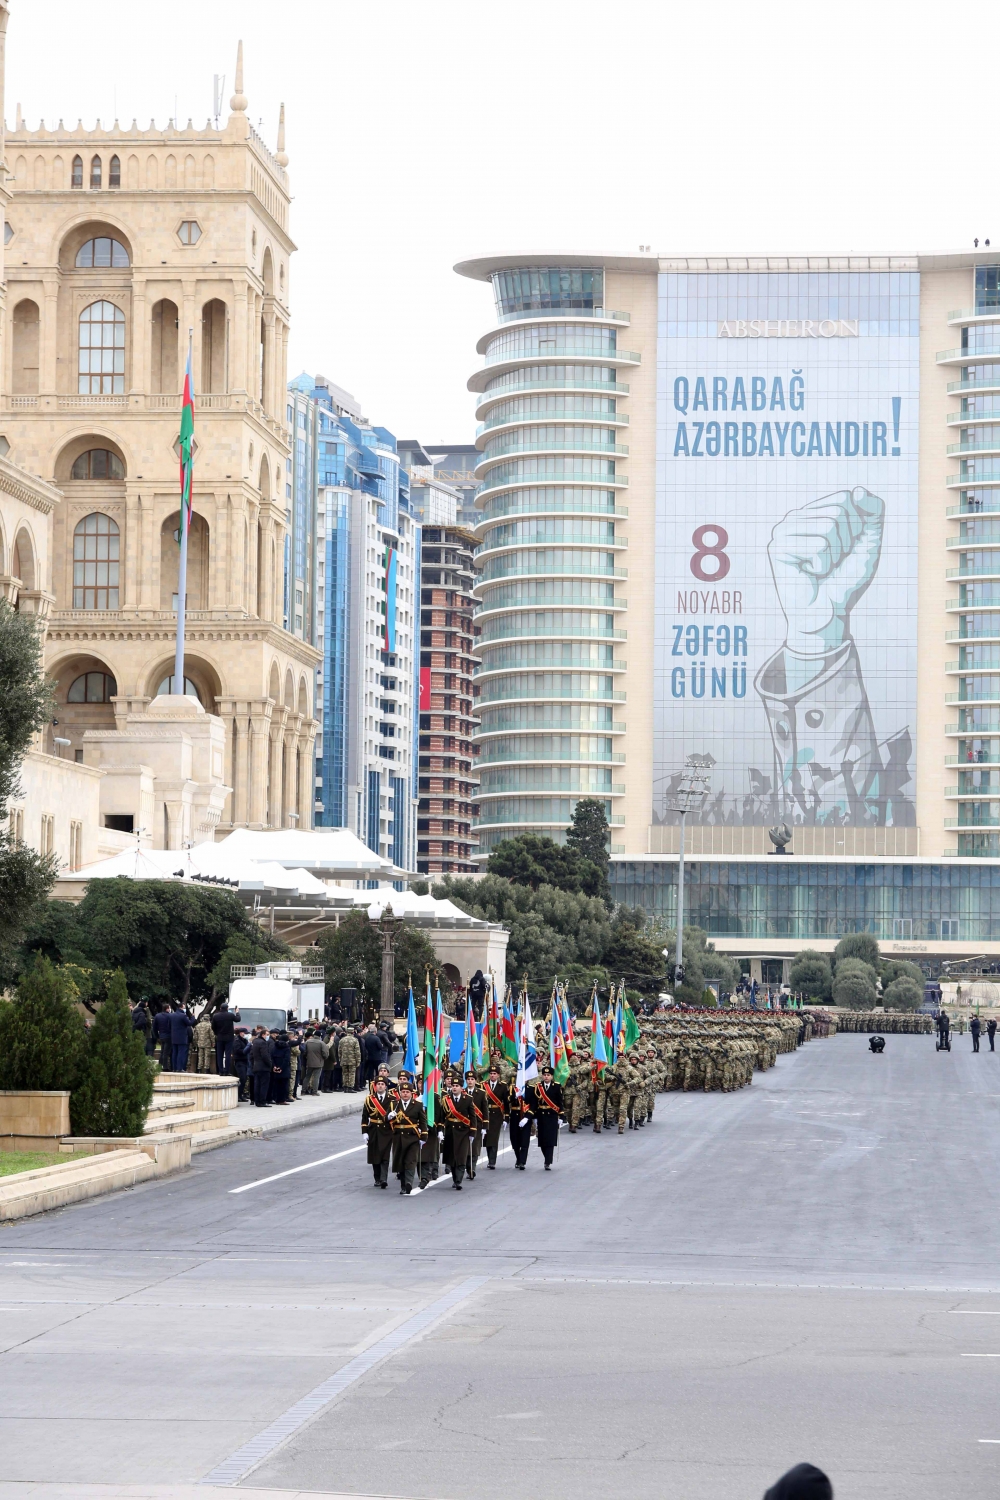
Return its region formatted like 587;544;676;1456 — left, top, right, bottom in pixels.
378;905;400;1027
663;754;713;990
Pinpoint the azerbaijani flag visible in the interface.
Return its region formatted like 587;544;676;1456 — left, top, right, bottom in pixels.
551;1002;569;1085
624;992;641;1052
421;978;439;1127
591;993;608;1080
435;986;448;1071
604;997;615;1064
614;989;627;1062
404;982;419;1075
178;341;195;535
501;991;518;1062
562;990;575;1054
487;977;500;1062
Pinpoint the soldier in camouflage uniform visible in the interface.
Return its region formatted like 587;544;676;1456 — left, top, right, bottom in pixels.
563;1050;589;1132
604;1061;629;1135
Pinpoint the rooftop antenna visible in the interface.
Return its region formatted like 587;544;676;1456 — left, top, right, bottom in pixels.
213;73;225;127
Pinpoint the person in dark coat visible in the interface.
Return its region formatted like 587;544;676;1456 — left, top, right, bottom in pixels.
972;1015;982;1053
250;1028;274;1107
153;1006;173;1068
509;1083;533;1169
211;1001;241;1076
389;1074;427;1194
231;1029;250;1101
361;1074;395;1186
528;1064;563;1170
464;1068;487;1179
270;1032;291;1103
483;1064;510;1169
439;1074;474;1189
762;1462;833;1500
361;1025;383;1084
989;1017;998;1052
131;1000;151;1055
937;1010;951;1050
467;969;487;1020
169;1006;194;1072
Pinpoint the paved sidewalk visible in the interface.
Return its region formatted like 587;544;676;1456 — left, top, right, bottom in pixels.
0;1488;403;1500
233;1089;365;1136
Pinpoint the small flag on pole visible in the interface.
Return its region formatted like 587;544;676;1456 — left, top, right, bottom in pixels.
403;980;419;1075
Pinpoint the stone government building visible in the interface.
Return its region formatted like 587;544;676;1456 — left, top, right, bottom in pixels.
3;35;318;850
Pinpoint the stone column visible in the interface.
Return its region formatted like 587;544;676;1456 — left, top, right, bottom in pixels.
130;277;147;395
283;713;303;825
232;282;248;393
234;709;250;827
379;908;398;1027
248;698;272;829
261;306;275;415
40;279;58;393
268;704;287;827
297;718;317;830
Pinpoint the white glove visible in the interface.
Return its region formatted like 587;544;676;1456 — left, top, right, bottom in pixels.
388;1110;396;1119
438;1131;444;1142
362;1132;368;1142
519;1118;529;1128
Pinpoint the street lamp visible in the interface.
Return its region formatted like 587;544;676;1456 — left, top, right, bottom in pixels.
663;754;713;990
378;905;400;1026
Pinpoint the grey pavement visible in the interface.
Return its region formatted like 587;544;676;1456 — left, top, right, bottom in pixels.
2;1033;1000;1500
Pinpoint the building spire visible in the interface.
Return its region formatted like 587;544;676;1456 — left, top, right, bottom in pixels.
230;40;247;113
276;102;288;167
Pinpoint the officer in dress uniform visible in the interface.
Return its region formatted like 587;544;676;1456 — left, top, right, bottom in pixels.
528;1063;563;1170
482;1063;510;1168
464;1068;487;1180
389;1074;427;1195
362;1073;395;1187
439;1072;475;1189
509;1081;534;1170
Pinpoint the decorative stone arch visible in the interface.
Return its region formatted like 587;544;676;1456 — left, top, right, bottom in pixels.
200;297;228;393
12;523;37;592
159;510;210;611
268;660;281;702
284;668;295;710
49;648;121;759
261;246;275;296
11;297;39;395
151;298;179;393
297;676;309;718
56;218;134;272
55;432;130;484
144;652;222;711
258;453;270;499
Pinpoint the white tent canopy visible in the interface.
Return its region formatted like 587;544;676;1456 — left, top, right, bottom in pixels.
218;827;405;880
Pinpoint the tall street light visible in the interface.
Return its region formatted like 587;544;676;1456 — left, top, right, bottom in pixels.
663;754;713;989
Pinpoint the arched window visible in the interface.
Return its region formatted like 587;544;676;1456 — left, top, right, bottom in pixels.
12;299;39;396
200;298;227;393
155;674;202;703
71;154;83;189
90;155;102;189
109;154;121;189
78;301;125;394
67;670;117;703
151;299;179;393
70;449;125;480
75;237;130;268
73;513;120;609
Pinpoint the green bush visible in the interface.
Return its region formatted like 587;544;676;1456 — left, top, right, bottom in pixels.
882;976;923;1012
70;970;155;1137
832;956;878;1009
833;933;880;971
880;958;924;989
789;950;832;1000
0;956;87;1090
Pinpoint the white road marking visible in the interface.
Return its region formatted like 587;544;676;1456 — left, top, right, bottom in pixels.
952;1310;1000;1315
229;1144;366;1194
198;1274;489;1486
961;1353;1000;1357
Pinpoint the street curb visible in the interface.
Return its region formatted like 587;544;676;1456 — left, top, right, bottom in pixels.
232;1093;366;1139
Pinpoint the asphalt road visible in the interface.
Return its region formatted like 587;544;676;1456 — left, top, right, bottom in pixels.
3;1031;1000;1500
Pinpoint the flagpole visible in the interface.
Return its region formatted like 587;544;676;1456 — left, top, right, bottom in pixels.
174;327;194;693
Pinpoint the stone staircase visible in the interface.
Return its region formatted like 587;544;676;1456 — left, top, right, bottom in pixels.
148;1072;261;1154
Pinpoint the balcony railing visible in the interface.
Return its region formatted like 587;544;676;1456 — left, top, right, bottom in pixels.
946;441;1000;456
948;376;1000;394
947;471;1000;487
496;307;630;325
478;410;629;435
476;378;627;408
946;563;1000;578
484;346;641;367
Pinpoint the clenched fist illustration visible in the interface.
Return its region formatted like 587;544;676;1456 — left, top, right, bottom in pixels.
767;487;884;656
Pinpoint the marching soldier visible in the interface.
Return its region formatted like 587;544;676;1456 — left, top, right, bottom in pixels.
509;1082;533;1169
439;1072;475;1189
390;1073;427;1195
419;1087;442;1188
464;1068;487;1180
528;1063;563;1170
482;1062;510;1168
361;1071;395;1188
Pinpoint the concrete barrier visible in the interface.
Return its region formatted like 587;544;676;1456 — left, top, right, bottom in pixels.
0;1090;71;1151
59;1133;192;1172
0;1148;156;1222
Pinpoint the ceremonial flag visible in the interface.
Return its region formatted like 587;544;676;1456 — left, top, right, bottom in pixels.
591;993;608;1080
487;977;500;1061
522;991;538;1084
614;989;626;1063
179;341;195;533
551;1002;569;1085
501;992;518;1062
562;991;575;1055
624;995;641;1052
604;998;614;1062
403;982;419;1074
435;986;448;1068
421;981;439;1127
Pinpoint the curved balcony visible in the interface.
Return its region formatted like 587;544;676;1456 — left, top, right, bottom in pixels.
948;309;1000;326
478;621;627;644
947;470;1000;488
476;531;627;557
472;813;626;830
476;748;626;767
947;531;1000;547
947;498;1000;516
948;376;1000;395
475;439;629;475
475;590;627;616
946;562;1000;579
476;683;626;705
475;717;626;738
475;656;627;679
938;347;1000;367
475;378;627;419
946;440;1000;457
946;720;1000;733
945;690;1000;704
944;784;1000;797
480;309;631;346
476;470;628;498
475;561;628;587
946;627;1000;642
469;350;640;392
946;752;1000;764
477;409;628;439
947;409;1000;426
476;497;626;528
946;656;1000;671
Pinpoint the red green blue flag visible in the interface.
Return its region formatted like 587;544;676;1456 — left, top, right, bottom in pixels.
178;343;195;535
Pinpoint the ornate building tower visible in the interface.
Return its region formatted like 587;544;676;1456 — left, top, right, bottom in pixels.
1;44;319;842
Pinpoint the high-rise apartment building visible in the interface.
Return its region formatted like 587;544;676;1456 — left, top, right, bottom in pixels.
2;44;319;844
457;251;1000;963
292;374;420;871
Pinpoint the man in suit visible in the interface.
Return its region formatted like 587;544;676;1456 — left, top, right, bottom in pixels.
528;1064;563;1170
211;1000;241;1076
153;1005;173;1069
482;1063;510;1169
250;1027;274;1107
169;1005;194;1073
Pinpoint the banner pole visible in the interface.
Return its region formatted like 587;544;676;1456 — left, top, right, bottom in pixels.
174;327;194;693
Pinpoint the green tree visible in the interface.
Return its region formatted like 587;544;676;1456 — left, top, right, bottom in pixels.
882;976;923;1011
316;911;449;1010
486;833;604;897
789;950;833;1001
566;798;610;900
70;970;155;1136
0;955;87;1091
602;907;670;992
0;601;58;983
879;958;924;989
832;933;880;971
832;956;878;1009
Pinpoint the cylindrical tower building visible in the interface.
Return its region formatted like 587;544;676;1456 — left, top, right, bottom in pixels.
460;263;637;855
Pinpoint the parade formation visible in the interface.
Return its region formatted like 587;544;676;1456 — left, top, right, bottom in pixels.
360;979;835;1194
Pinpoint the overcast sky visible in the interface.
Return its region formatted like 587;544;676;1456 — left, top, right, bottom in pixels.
6;0;996;442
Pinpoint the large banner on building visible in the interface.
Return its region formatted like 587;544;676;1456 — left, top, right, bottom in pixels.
654;271;919;830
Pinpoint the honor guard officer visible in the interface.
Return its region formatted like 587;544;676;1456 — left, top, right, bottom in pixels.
362;1072;395;1188
529;1063;563;1170
464;1068;488;1179
482;1063;510;1168
439;1072;475;1189
509;1083;533;1170
390;1074;428;1195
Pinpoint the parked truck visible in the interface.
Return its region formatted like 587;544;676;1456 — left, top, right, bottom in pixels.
228;961;325;1032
